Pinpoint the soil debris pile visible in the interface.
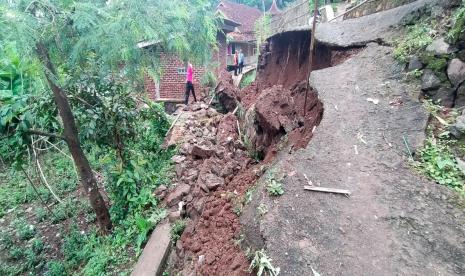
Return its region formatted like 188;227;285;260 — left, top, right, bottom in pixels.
160;102;260;275
244;81;323;160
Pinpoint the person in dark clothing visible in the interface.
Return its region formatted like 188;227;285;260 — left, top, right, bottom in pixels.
185;62;197;105
233;51;239;76
238;49;244;74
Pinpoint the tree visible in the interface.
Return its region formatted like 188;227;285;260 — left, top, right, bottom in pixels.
0;0;217;234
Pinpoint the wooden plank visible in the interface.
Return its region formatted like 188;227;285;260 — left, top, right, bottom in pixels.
304;185;351;196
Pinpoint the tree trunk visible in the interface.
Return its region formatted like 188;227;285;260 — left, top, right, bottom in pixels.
36;42;112;234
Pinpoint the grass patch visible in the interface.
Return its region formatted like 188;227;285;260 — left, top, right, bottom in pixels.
0;136;174;275
170;219;186;243
394;22;436;64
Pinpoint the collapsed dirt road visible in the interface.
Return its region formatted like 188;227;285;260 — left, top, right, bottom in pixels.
160;1;465;275
241;1;465;275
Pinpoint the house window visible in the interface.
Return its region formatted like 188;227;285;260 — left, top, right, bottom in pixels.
177;67;186;74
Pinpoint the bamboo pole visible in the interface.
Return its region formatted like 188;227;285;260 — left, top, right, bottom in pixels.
304;0;319;117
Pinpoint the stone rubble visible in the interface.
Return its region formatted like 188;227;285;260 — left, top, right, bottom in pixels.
161;102;252;221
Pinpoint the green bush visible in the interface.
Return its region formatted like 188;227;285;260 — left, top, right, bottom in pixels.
201;71;217;88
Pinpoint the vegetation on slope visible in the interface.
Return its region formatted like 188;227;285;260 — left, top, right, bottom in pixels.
0;0;218;274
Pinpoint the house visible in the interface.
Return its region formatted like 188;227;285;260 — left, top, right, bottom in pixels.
142;1;262;102
217;0;262;68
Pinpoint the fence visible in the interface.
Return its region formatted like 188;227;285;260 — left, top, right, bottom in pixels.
226;54;258;66
343;0;417;20
269;0;311;38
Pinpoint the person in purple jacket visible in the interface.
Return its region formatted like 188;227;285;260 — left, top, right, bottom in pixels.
185;62;197;105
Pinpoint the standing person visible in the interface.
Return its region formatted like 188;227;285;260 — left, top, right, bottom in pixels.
185;62;197;105
233;51;239;76
238;49;244;74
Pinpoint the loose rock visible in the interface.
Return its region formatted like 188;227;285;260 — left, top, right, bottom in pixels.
407;56;423;71
426;38;458;55
204;173;225;191
447;58;465;87
449;115;465;138
168;211;182;222
455;84;465;108
166;184;191;207
431;87;455;108
191;144;215;159
421;69;441;91
172;155;187;164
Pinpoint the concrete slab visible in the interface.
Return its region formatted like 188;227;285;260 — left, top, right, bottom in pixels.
131;222;172;276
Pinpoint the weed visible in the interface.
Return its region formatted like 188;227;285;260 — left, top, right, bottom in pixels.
1;231;14;249
84;212;96;223
51;198;76;223
245;187;256;204
44;260;66;276
394;22;435;63
15;218;36;240
234;205;243;216
448;3;465;43
170;219;186;243
32;238;45;254
416;138;465;189
405;69;423;79
62;224;90;269
423;99;442;116
233;234;245;247
249;249;280;276
425;56;448;73
257;204;268;216
36;207;48;222
267;179;284;196
24;247;44;270
9;245;24;260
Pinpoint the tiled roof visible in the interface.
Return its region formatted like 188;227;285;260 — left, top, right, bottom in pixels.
218;0;262;42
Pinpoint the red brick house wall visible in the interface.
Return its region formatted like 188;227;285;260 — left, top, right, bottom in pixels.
215;32;228;76
145;52;206;101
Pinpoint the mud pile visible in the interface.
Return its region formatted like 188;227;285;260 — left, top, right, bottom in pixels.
159;102;261;275
242;81;323;161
